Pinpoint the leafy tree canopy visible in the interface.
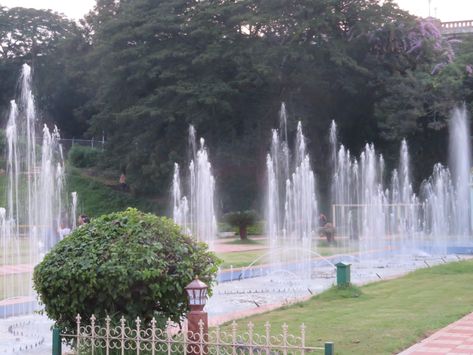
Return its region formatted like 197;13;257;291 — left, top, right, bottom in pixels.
2;0;472;211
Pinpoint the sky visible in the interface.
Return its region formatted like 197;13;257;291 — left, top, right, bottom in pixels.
0;0;472;22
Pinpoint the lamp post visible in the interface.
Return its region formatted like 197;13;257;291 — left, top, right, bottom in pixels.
185;277;209;355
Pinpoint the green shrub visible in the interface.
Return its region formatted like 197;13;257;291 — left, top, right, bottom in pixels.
68;145;101;168
0;129;6;156
33;208;220;334
247;220;264;235
223;210;258;240
218;222;234;233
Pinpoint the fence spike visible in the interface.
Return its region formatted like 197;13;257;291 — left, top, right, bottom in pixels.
76;315;81;353
198;318;205;330
265;321;271;348
300;323;306;350
151;317;157;355
120;316;126;354
231;320;238;334
105;315;111;354
231;321;237;355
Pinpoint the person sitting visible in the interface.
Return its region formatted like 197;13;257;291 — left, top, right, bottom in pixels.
78;214;90;225
318;213;335;244
319;213;328;227
58;222;71;240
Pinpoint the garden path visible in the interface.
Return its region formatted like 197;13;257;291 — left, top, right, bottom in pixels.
399;312;473;354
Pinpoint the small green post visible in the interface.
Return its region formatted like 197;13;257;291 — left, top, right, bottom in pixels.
52;327;61;355
335;262;351;287
324;342;334;355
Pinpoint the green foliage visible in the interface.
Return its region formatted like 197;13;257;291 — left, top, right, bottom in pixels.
217;222;234;233
0;6;84;134
68;146;102;168
0;129;6;157
223;210;258;239
73;0;463;207
224;210;258;228
247;221;264;236
0;6;76;59
66;167;159;217
2;1;473;211
33;208;221;334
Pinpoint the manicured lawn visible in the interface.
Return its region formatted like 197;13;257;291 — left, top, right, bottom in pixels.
217;250;267;269
66;167;160;217
222;260;473;354
0;237;32;266
0;273;32;299
217;242;358;269
221;238;265;245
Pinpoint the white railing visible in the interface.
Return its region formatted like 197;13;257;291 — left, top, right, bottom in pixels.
56;314;333;355
441;20;473;29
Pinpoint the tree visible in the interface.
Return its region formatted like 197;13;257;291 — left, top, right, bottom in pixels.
5;0;468;212
33;208;220;334
0;6;88;138
78;0;432;207
224;210;258;240
0;6;76;59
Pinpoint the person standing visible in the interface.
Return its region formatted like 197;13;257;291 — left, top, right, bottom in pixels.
119;172;127;191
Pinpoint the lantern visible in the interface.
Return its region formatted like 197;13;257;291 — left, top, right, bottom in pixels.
185;277;208;310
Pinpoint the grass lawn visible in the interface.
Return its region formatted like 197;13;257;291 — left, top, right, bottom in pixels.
66;167;160;217
0;273;32;299
0;237;31;266
316;244;359;257
222;259;473;354
217;241;358;269
221;238;265;245
217;250;267;269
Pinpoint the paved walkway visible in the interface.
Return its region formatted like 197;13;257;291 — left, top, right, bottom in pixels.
399;313;473;354
213;236;267;254
0;263;33;276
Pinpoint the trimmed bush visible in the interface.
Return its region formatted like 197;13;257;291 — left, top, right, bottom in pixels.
223;210;258;240
68;145;101;168
33;208;220;333
0;129;6;156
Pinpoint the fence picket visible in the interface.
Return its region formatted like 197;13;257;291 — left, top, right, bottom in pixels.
76;314;81;355
120;316;126;355
105;315;111;355
135;317;141;355
151;318;157;355
90;315;96;355
58;314;330;355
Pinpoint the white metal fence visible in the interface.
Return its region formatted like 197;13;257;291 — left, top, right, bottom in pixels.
59;138;105;151
55;314;334;355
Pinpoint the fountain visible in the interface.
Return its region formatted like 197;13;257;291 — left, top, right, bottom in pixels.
172;125;217;249
266;103;318;279
449;106;471;238
330;106;472;261
0;64;67;317
71;191;78;230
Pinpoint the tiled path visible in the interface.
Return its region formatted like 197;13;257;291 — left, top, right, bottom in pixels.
213;237;267;253
0;263;33;276
399;313;473;354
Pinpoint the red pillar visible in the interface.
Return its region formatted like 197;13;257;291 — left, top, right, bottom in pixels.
187;307;208;355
